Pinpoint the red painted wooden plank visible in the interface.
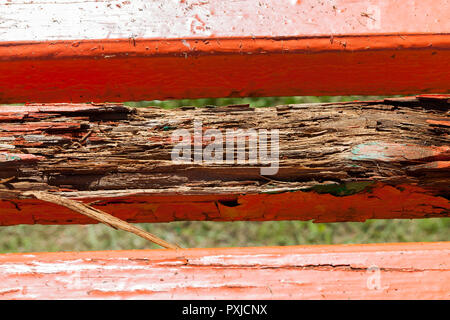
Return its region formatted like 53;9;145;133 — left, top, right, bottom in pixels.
1;35;448;103
0;183;449;225
0;242;448;299
0;0;449;103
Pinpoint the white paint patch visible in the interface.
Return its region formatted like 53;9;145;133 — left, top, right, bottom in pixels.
0;0;447;42
88;278;253;293
189;253;370;267
181;39;191;50
0;144;14;149
0;0;212;41
0;260;157;274
155;260;187;266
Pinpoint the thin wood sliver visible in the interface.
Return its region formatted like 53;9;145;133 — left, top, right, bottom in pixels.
23;191;180;250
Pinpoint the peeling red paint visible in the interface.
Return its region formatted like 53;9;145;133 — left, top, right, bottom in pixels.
427;119;450;127
0;242;448;299
417;94;450;101
0;183;448;225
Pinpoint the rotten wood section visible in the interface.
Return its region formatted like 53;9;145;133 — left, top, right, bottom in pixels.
0;0;449;102
0;96;448;225
0;242;448;299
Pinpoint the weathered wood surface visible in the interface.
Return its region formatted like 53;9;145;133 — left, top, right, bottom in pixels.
0;0;449;102
0;242;448;299
0;96;448;225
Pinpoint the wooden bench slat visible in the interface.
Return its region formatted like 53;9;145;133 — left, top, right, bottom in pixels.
3;0;449;42
2;35;448;103
0;242;448;299
0;97;448;225
0;0;449;102
1;184;449;225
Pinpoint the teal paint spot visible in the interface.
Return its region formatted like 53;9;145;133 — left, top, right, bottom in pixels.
350;142;387;161
349;141;407;161
0;153;21;162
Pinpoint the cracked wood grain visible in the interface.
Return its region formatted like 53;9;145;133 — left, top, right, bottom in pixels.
0;96;448;225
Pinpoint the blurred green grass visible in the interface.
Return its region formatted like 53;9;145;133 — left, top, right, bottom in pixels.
124;95;389;109
0;219;448;253
0;95;448;253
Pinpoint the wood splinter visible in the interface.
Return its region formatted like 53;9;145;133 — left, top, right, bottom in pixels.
23;191;180;250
